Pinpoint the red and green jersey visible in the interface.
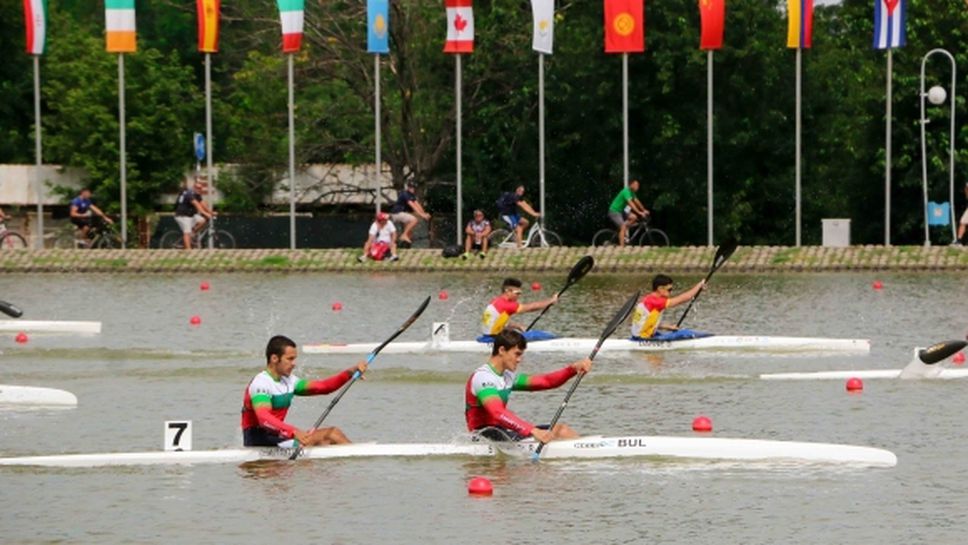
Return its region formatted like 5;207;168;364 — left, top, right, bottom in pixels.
630;293;668;338
481;296;521;335
240;369;352;438
464;362;577;436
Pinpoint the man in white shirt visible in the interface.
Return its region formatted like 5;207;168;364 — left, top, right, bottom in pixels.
358;212;400;262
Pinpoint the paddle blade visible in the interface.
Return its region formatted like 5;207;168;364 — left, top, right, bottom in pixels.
918;340;968;364
0;300;23;318
711;239;738;272
589;291;640;360
567;255;595;285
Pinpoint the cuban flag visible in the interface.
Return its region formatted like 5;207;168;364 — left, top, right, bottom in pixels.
873;0;905;50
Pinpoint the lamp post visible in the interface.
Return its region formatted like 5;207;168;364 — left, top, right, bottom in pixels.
919;49;957;246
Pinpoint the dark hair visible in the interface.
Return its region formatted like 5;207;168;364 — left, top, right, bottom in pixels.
502;278;523;290
652;274;674;291
491;328;528;356
266;335;297;362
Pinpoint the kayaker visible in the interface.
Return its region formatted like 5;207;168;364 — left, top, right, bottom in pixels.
630;274;705;339
465;328;591;444
241;335;367;448
481;277;558;336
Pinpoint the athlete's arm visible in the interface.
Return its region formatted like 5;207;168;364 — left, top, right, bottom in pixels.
409;200;431;221
89;204;114;224
250;395;299;438
512;365;577;392
629;198;649;217
517;200;540;217
668;280;706;308
295;368;358;395
518;293;558;313
477;387;534;436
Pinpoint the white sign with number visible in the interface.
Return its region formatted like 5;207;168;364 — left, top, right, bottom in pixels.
164;420;193;451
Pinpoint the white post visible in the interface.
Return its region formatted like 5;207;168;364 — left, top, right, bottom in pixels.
119;54;128;248
795;48;802;247
205;52;214;249
707;50;714;247
622;52;629;188
884;50;892;246
33;55;43;249
919;49;958;246
287;53;296;249
374;54;382;214
456;55;463;244
538;53;546;224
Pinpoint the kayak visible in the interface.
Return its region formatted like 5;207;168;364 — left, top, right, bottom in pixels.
0;320;101;335
0;385;77;407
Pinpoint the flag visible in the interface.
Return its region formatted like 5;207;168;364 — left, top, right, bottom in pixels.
105;0;136;53
787;0;813;48
24;0;47;55
277;0;304;53
927;202;951;226
698;0;724;50
444;0;474;54
531;0;554;54
367;0;389;54
196;0;220;53
604;0;644;54
873;0;905;49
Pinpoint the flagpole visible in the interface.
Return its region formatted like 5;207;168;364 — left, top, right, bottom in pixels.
456;54;463;245
622;52;629;189
884;49;892;246
33;55;44;249
707;50;714;247
795;48;802;247
119;53;128;248
374;54;382;214
287;53;296;249
538;52;546;225
205;52;214;249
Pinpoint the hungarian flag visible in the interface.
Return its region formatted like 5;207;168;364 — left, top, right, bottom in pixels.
604;0;644;53
531;0;554;55
786;0;813;48
196;0;219;53
698;0;724;50
873;0;905;49
367;0;389;54
444;0;474;54
277;0;304;53
24;0;47;55
105;0;136;53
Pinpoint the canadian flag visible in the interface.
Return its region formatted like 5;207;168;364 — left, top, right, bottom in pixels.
444;0;473;53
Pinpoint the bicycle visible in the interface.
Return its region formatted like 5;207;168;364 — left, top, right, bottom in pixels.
54;216;122;249
0;221;28;249
592;216;670;247
488;218;562;249
160;217;235;249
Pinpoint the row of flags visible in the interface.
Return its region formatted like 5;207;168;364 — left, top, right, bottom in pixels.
19;0;910;57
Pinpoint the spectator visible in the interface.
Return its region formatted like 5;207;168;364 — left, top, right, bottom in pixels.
463;209;492;259
390;182;431;248
358;212;400;262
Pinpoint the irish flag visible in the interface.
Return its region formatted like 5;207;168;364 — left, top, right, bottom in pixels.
277;0;304;53
105;0;136;53
24;0;47;55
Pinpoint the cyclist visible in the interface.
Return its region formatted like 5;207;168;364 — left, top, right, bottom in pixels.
70;188;114;245
389;181;431;248
496;184;541;249
174;177;214;250
607;179;649;248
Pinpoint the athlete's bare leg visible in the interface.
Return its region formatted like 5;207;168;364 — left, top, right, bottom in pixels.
305;426;351;445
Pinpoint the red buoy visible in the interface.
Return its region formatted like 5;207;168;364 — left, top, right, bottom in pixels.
692;415;713;432
189;315;201;326
438;290;449;301
531;282;542;291
199;281;210;291
846;377;864;392
14;332;28;344
331;302;343;312
872;280;883;290
953;352;966;365
467;476;493;496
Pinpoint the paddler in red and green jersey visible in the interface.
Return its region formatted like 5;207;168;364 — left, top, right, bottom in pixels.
480;277;558;336
241;335;367;448
630;274;705;339
465;328;592;444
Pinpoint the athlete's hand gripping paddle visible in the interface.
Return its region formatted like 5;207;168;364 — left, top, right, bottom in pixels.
532;290;640;461
289;295;431;460
0;300;23;318
526;255;595;332
675;239;738;328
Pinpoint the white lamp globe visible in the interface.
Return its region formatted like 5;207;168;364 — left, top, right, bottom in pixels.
927;85;947;105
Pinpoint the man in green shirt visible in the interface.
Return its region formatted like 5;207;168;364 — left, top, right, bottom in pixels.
607;179;650;247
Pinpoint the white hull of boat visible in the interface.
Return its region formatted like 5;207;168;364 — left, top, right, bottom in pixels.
0;320;101;335
0;435;895;467
761;369;968;380
304;336;870;355
0;385;77;406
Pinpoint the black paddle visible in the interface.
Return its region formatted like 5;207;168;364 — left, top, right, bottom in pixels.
526;255;595;332
532;290;640;461
674;239;738;328
0;300;23;318
918;340;968;364
289;295;431;460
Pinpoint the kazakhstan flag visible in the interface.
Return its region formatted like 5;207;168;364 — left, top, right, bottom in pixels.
367;0;389;53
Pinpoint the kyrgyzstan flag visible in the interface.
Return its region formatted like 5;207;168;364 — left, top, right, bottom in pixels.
444;0;474;54
698;0;724;50
604;0;644;54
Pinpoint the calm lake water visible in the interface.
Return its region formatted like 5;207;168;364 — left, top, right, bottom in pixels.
0;271;966;544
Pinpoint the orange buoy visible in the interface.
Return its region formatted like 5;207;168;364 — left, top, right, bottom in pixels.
692;415;713;432
845;377;863;392
189;315;201;326
467;476;493;496
531;282;542;291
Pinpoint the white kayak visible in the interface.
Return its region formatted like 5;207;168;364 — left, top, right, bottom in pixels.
303;322;870;355
0;320;101;335
0;385;77;407
0;435;895;468
761;340;968;381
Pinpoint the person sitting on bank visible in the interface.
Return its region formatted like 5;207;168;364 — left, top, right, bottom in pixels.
358;212;400;262
630;274;706;340
463;209;492;259
389;182;431;248
70;188;114;245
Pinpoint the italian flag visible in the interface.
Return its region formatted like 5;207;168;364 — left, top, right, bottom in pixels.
277;0;304;53
105;0;136;53
24;0;47;55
